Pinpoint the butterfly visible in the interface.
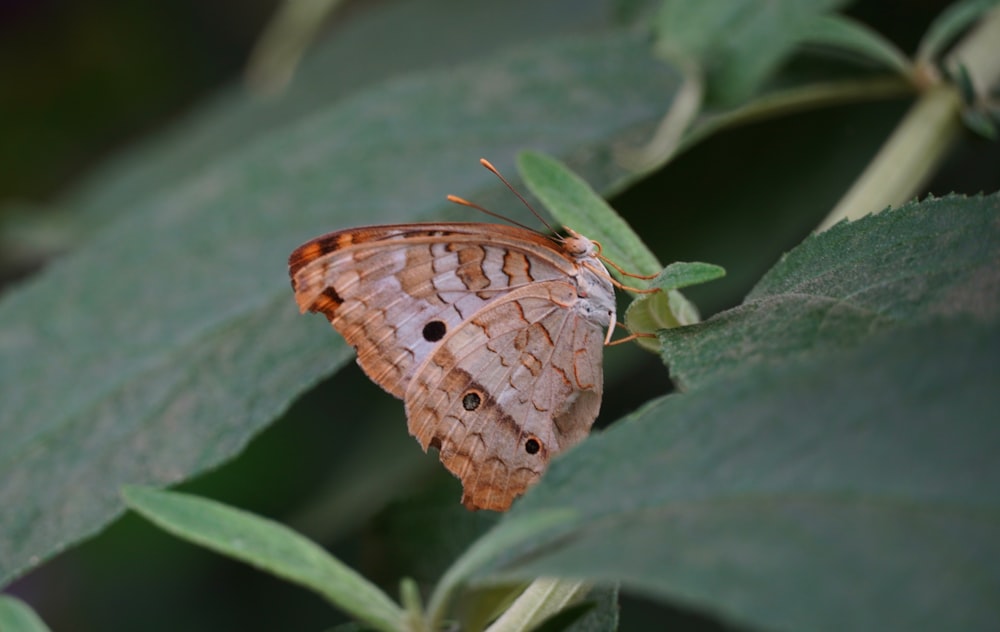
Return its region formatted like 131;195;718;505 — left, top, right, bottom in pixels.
288;164;620;511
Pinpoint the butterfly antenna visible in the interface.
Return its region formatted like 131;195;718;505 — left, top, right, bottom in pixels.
446;194;536;232
479;158;555;233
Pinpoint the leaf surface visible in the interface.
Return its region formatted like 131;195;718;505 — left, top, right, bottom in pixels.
457;194;1000;630
470;317;1000;631
122;487;403;632
654;0;848;104
659;193;1000;389
0;30;680;585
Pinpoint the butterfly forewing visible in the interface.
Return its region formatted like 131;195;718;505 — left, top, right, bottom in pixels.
289;224;579;396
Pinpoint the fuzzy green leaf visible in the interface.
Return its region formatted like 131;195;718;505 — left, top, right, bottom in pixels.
801;14;911;74
63;0;641;232
659;193;1000;389
917;0;1000;64
0;30;680;586
122;486;404;632
468;317;1000;631
454;193;1000;630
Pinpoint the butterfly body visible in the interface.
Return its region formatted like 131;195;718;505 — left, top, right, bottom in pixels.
289;222;614;511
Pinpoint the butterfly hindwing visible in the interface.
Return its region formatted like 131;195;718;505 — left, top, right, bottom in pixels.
404;280;606;511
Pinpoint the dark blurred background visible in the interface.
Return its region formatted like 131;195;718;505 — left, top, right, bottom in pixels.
0;0;273;202
2;1;997;630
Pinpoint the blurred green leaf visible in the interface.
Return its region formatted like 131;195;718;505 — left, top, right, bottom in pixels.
962;106;1000;139
801;14;911;74
0;595;51;632
0;31;680;586
122;486;404;632
65;0;634;232
917;0;1000;64
659;193;1000;389
653;0;849;104
284;387;437;545
467;316;1000;631
527;585;618;632
371;479;501;585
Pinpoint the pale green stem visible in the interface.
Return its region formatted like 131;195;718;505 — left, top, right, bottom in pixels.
618;64;704;172
818;7;1000;231
681;76;912;153
484;579;592;632
816;83;963;231
244;0;347;95
400;577;428;632
950;5;1000;92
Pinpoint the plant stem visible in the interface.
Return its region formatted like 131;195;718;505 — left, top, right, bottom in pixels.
682;76;913;154
483;579;592;632
817;6;1000;231
816;83;963;231
244;0;347;95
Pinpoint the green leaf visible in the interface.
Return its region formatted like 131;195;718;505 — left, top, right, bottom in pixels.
622;262;724;353
659;193;1000;389
650;261;726;292
468;317;1000;631
0;595;51;632
653;0;849;105
962;106;1000;139
121;486;404;632
801;14;912;74
527;585;618;632
516;150;662;279
65;0;638;232
0;30;681;587
917;0;1000;65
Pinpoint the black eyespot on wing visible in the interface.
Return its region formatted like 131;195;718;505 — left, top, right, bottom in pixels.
462;391;482;411
525;437;541;455
422;320;447;342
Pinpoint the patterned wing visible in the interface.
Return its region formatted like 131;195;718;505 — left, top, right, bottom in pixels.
288;223;572;398
404;280;607;511
288;223;577;398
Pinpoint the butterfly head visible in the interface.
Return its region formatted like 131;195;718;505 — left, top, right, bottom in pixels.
560;227;599;259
